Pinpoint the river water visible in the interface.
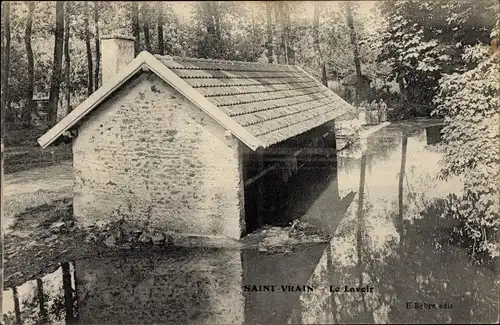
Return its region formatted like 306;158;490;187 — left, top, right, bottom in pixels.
2;120;498;324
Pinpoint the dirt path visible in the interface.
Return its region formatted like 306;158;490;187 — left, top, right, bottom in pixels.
2;161;73;234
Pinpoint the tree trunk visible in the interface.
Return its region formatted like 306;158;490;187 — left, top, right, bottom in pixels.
345;1;362;78
132;2;140;56
274;2;293;64
356;153;371;319
12;286;22;325
37;278;49;324
63;1;71;115
283;2;294;64
200;1;221;59
157;2;164;55
48;1;65;125
321;65;328;87
313;2;328;86
274;2;284;64
213;2;222;59
84;1;93;96
24;1;35;127
143;3;152;52
249;2;257;60
326;248;340;324
1;1;12;136
265;2;274;63
93;1;100;90
398;75;406;109
62;262;77;323
312;3;320;63
397;135;408;271
398;136;407;240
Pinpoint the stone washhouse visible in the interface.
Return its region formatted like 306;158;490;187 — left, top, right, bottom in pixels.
38;36;355;241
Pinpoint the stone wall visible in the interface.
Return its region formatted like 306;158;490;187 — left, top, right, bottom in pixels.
72;72;245;239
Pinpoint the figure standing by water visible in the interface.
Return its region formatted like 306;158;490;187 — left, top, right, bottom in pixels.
358;102;367;125
379;99;388;122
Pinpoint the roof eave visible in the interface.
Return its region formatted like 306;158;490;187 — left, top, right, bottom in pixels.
37;52;151;149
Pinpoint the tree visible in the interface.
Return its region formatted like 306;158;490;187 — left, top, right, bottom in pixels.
248;3;258;56
24;1;35;126
48;1;65;125
94;1;100;91
313;2;328;86
157;2;165;55
195;1;225;59
271;1;299;65
225;2;266;62
84;1;93;96
132;2;140;56
378;0;444;114
378;0;496;116
344;1;370;104
274;1;287;64
265;2;274;63
142;2;152;52
433;41;499;262
63;1;71;114
1;1;11;135
282;2;295;64
345;2;361;78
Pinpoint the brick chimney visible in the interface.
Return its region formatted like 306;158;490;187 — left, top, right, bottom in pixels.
100;35;135;84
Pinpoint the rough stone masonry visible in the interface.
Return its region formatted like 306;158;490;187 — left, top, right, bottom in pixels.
72;73;245;239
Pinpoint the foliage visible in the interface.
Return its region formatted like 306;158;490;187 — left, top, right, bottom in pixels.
433;42;499;261
378;0;496;116
3;1;400;129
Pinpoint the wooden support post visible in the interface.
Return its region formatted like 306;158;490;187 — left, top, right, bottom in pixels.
330;121;338;172
255;150;265;228
331;121;338;152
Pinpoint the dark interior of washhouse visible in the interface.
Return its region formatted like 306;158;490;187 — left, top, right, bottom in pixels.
242;121;338;233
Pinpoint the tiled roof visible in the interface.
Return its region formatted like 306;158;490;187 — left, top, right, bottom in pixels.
38;52;354;151
156;55;353;147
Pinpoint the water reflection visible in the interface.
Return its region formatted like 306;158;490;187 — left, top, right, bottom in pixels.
293;122;496;324
2;121;497;324
2;262;76;325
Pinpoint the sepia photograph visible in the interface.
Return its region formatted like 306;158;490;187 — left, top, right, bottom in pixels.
1;1;499;324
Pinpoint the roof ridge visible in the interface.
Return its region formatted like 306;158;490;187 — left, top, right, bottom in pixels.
154;54;298;69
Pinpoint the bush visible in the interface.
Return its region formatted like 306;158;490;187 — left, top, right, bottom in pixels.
433;45;499;262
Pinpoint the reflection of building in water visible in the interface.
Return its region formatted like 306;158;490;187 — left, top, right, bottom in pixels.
242;244;328;325
75;248;244;324
288;247;335;324
74;244;333;325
